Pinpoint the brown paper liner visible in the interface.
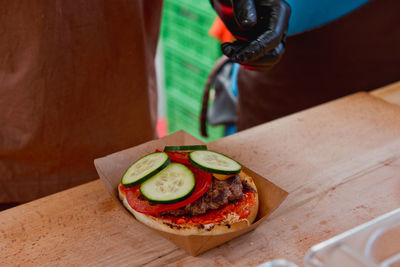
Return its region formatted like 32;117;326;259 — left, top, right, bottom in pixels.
94;131;288;256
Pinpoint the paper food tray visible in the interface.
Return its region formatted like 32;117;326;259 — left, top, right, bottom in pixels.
94;130;288;256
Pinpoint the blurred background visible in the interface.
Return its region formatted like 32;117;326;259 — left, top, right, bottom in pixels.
156;0;225;142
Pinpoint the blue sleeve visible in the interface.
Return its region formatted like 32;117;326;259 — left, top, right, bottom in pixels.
286;0;371;35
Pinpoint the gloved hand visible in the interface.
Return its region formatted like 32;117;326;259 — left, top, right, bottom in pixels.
210;0;291;71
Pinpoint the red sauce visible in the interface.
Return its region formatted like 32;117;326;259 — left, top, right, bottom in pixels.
152;191;256;226
119;184;126;194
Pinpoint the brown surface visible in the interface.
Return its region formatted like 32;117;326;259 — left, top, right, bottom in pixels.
1;89;400;266
0;0;162;203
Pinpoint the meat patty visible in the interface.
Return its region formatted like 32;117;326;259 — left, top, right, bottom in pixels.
159;175;249;216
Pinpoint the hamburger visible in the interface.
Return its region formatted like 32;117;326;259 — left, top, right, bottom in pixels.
118;145;259;235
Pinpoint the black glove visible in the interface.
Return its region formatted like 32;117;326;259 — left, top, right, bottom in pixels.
210;0;291;71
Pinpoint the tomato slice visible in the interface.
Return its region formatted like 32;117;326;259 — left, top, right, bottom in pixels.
154;150;190;165
164;151;190;165
123;164;212;214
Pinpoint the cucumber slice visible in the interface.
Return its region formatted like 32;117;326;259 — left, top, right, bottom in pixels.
121;152;170;187
140;163;195;204
189;150;242;175
164;145;207;152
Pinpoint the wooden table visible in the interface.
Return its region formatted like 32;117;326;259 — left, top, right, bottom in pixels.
371;81;400;106
2;82;400;266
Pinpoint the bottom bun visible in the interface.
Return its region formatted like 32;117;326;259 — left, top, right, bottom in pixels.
119;171;259;236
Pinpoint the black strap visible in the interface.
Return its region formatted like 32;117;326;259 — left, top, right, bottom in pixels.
200;55;230;137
